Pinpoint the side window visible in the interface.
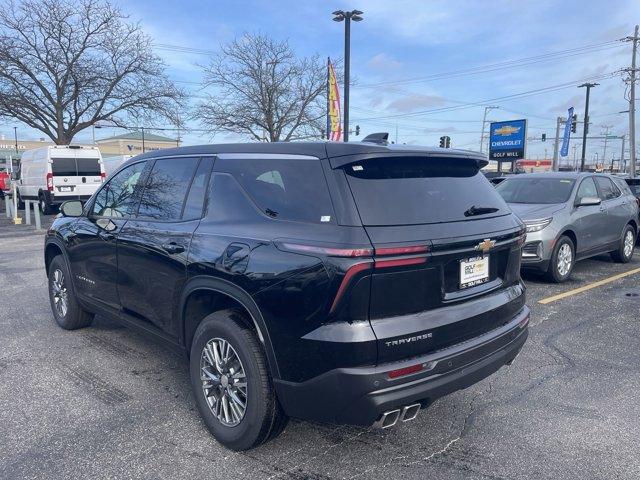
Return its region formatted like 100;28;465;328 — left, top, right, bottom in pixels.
183;158;213;220
595;177;620;201
92;162;146;218
137;157;199;221
576;177;598;202
216;157;335;224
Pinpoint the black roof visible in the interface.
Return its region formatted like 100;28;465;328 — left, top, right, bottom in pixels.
131;141;488;167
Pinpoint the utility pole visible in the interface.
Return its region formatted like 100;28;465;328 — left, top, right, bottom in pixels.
13;126;18;154
621;134;626;172
479;105;499;154
600;125;613;165
578;82;598;171
624;25;639;177
332;10;363;142
552;116;563;171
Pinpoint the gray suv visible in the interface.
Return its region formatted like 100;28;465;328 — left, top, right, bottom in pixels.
496;173;638;282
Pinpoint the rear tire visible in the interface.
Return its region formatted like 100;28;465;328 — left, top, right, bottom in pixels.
546;236;574;283
39;192;53;215
48;255;94;330
16;190;24;209
190;309;287;451
611;225;635;263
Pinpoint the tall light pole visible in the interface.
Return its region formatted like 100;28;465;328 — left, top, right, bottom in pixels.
332;9;363;142
479;105;499;154
578;82;598;171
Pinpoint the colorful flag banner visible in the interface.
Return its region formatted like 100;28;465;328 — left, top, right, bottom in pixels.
327;59;342;142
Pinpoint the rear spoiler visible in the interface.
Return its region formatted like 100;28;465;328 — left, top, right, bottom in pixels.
328;151;489;170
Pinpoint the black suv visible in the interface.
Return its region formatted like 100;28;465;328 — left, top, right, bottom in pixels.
44;141;530;450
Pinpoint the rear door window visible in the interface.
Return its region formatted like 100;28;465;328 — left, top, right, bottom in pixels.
215;157;334;224
595;177;620;201
137;157;199;221
76;158;101;176
51;158;77;176
183;158;213;220
343;156;509;226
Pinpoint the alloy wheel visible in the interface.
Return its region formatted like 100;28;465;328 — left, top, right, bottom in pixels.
51;269;68;317
557;243;573;276
200;338;248;427
623;230;634;259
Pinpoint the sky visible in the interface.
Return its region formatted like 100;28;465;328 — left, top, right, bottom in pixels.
3;0;640;164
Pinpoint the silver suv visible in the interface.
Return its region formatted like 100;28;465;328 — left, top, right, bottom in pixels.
496;172;638;282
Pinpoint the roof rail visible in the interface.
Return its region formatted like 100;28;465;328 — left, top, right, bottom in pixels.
362;132;389;145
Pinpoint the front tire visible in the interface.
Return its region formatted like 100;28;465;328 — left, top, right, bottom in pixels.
611;225;635;263
48;255;94;330
190;309;287;451
546;236;574;283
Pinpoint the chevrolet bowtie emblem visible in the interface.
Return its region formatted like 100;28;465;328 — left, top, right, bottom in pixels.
475;239;495;253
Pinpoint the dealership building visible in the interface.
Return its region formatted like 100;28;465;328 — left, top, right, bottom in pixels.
0;131;179;173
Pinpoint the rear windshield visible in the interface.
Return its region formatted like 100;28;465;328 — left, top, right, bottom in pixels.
51;157;101;176
496;177;575;204
343;156;509;226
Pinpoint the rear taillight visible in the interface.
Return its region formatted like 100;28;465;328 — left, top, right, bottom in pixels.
375;245;429;256
330;262;372;313
46;173;53;191
279;242;373;258
101;172;106;182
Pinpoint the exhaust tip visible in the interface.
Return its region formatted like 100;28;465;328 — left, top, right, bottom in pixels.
376;409;401;429
401;403;421;422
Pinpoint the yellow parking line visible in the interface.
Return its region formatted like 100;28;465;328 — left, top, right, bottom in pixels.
538;267;640;305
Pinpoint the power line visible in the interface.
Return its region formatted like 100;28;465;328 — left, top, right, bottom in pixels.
354;41;623;89
352;72;617;122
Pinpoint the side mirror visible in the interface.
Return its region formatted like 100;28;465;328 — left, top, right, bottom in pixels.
60;200;84;217
577;196;601;207
10;171;19;181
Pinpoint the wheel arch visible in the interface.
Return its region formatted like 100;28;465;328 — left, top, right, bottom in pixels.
180;276;280;379
44;239;67;276
558;228;577;252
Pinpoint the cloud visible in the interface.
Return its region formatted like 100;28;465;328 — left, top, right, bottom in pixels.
367;53;403;73
547;94;583;115
386;94;445;113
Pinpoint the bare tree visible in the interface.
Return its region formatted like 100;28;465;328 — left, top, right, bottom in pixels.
196;33;327;142
0;0;184;144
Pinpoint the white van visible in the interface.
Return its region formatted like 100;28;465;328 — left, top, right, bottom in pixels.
17;145;105;214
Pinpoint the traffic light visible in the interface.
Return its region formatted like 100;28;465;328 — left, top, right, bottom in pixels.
439;136;446;148
445;136;451;148
355;125;360;136
571;114;577;133
541;133;547;142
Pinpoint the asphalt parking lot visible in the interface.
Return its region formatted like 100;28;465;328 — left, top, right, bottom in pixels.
1;212;639;480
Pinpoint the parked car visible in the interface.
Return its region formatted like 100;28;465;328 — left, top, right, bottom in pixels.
44;142;529;450
16;145;105;214
623;177;640;205
0;170;9;199
496;173;638;282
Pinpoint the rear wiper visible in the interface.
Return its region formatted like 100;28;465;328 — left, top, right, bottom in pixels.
464;205;500;217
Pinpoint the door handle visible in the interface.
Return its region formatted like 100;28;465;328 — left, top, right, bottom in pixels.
161;242;185;254
99;231;116;241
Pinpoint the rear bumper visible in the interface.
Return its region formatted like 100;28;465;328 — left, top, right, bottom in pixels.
44;191;93;205
275;306;530;426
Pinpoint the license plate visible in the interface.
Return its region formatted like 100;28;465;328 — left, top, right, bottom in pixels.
459;255;489;289
59;186;72;192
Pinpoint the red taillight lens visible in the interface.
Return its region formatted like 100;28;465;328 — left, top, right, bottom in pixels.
279;242;373;258
375;257;427;269
375;245;429;256
100;171;106;182
46;173;53;191
388;363;424;379
329;262;372;313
